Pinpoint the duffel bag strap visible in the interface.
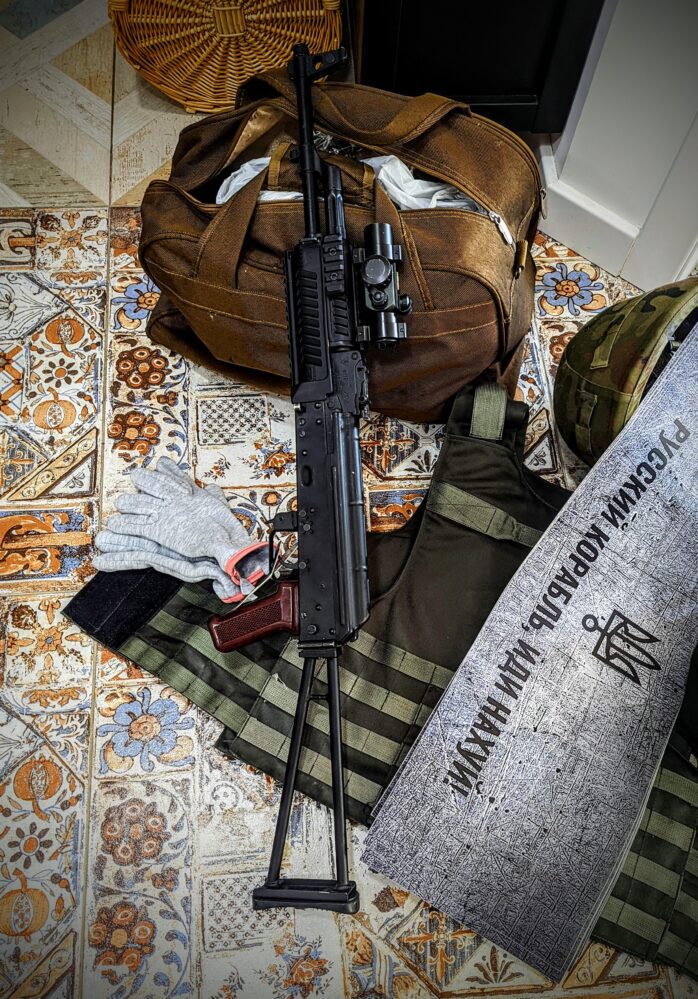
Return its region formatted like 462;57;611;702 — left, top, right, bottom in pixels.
312;88;466;146
240;71;467;146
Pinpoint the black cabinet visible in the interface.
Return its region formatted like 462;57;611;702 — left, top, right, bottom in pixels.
354;0;606;132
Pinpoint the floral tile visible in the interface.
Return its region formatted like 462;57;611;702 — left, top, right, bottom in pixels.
105;399;188;481
347;825;419;939
195;392;270;450
82;776;194;998
341;921;431;999
54;284;107;334
392;902;484;992
103;336;190;499
194;390;295;490
3;932;78;999
94;684;196;779
0;504;94;588
35;210;108;289
0;702;87;999
0;341;26;421
0;426;47;499
535;317;584;382
199;963;246;999
201;870;293;952
256;926;339;998
24;308;101;439
523;405;564;479
360;416;442;483
109;208;142;272
0;211;36;271
196;715;281;867
30;711;91;775
228;487;297;556
531;230;583;261
199;912;345;999
2;596;92;690
3;428;99;504
516;327;549;410
109;272;160;334
535;259;610;321
0;295;103;505
0;296;102;502
97;648;149;685
607;271;642;305
110;336;187;405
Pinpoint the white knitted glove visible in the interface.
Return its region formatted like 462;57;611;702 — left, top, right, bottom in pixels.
93;532;244;601
94;458;268;597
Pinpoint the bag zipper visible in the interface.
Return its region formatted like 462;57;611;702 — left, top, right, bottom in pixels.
485;208;514;247
456;199;515;248
398;188;516;248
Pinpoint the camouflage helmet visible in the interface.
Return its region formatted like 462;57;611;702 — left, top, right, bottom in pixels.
554;277;698;465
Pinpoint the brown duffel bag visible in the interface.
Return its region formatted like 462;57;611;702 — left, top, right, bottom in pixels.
140;71;543;421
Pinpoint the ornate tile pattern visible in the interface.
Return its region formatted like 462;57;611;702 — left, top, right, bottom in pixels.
201;871;293;952
0;13;693;995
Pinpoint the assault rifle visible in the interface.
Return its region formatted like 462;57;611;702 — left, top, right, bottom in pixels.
207;43;411;913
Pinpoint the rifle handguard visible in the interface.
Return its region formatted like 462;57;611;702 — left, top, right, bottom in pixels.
208;580;300;653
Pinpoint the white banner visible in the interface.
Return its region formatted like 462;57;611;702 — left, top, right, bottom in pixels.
362;334;698;981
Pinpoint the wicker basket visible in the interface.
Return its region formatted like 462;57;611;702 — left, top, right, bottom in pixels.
109;0;342;113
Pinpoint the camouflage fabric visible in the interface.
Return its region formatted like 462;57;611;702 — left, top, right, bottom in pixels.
554;277;698;465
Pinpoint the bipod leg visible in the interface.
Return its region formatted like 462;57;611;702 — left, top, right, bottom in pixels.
327;650;350;888
252;652;359;914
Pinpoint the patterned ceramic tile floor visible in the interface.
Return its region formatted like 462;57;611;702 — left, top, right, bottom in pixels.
0;7;696;999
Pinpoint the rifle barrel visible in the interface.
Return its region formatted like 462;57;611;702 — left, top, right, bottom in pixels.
293;48;321;239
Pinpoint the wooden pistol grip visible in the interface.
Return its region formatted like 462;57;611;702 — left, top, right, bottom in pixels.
208;581;299;653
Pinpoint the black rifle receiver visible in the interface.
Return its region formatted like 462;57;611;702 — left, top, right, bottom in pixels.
208;43;411;914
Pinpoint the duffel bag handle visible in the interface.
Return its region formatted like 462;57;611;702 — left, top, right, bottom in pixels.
194;162;271;286
240;70;467;147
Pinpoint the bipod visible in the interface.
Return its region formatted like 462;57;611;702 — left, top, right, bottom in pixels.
252;650;359;913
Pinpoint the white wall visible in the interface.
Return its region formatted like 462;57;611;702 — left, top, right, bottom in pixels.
538;0;698;286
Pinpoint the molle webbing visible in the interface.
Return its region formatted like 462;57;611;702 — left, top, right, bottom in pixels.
119;583;445;823
593;748;698;977
426;481;542;547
